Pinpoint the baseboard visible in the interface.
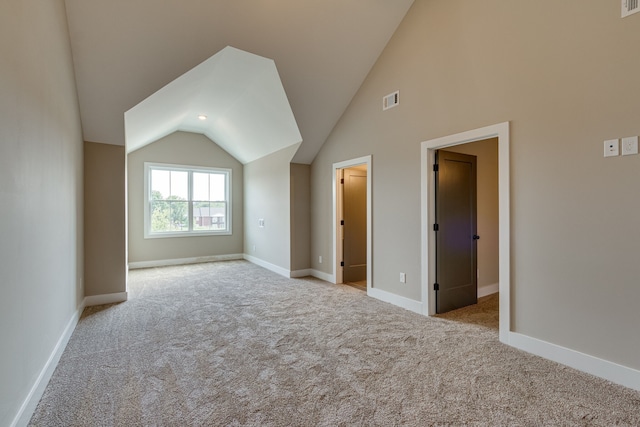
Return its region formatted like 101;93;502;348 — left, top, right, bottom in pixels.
84;292;128;307
290;269;312;278
11;299;86;427
368;287;423;315
128;253;243;270
478;282;499;298
243;254;290;278
508;332;640;392
309;269;334;283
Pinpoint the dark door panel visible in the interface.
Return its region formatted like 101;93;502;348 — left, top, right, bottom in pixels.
435;150;477;313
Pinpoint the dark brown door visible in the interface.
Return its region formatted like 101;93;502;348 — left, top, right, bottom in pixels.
343;167;367;283
435;150;478;313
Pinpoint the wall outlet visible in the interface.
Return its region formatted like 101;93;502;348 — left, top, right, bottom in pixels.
399;272;406;283
258;218;265;228
252;245;256;252
319;255;323;264
604;139;619;157
621;136;638;156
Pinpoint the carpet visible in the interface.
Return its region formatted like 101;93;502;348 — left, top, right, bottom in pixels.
29;260;640;426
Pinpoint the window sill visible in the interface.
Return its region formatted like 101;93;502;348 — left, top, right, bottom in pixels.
144;230;232;239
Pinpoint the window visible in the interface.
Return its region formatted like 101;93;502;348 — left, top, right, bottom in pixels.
144;163;231;238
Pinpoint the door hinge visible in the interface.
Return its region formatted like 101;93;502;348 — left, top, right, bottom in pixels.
433;164;439;172
341;220;344;225
433;223;439;231
340;178;344;184
340;261;344;267
434;283;440;291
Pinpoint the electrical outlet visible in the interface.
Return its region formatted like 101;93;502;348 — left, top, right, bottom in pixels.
604;139;619;157
252;245;256;252
319;255;322;264
399;272;406;283
621;136;638;156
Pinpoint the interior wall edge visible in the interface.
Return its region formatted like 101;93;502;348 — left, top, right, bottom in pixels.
10;299;86;427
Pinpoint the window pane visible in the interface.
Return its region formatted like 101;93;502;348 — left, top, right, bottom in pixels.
170;171;188;200
193;172;209;201
193;201;226;230
168;201;188;231
151;169;170;199
150;201;170;232
212;201;226;230
193;201;211;230
210;173;226;201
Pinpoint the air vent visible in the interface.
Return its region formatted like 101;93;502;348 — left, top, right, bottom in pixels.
383;91;399;111
622;0;639;17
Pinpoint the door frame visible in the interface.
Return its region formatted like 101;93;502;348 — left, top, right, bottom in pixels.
333;156;372;291
421;122;510;343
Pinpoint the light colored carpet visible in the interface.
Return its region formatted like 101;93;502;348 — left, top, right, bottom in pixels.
30;260;640;426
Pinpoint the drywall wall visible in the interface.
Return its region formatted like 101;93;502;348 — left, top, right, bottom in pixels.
291;163;311;273
84;142;126;296
311;0;640;370
244;144;300;272
127;132;244;263
0;0;84;424
445;138;499;292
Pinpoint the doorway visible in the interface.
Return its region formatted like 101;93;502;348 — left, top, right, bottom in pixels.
333;156;372;292
342;165;367;288
421;122;510;343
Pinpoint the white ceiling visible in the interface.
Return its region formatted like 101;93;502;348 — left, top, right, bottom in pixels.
124;46;302;164
64;0;414;164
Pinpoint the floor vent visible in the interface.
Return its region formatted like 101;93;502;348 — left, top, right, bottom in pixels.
622;0;639;17
383;90;399;111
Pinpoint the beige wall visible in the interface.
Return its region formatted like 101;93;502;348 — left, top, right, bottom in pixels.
0;0;84;424
84;142;126;296
127;131;244;263
291;163;311;272
244;144;300;271
311;0;640;370
446;138;499;291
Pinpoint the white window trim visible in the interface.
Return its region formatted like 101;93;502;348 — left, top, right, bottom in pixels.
144;162;232;239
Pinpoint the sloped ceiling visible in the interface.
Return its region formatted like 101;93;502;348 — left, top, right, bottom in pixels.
64;0;415;164
125;47;302;164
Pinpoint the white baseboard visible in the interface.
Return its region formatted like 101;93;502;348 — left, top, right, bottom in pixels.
507;332;640;392
309;269;334;283
290;269;312;278
478;282;499;298
128;253;243;270
368;287;423;315
11;299;86;427
84;292;128;307
243;254;290;278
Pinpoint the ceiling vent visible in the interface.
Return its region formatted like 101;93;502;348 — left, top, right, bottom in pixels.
622;0;639;17
383;90;399;111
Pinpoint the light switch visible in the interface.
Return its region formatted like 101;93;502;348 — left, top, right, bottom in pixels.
604;139;619;157
621;136;638;156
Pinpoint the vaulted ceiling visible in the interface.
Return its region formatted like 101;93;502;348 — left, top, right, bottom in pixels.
64;0;415;164
124;46;303;164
